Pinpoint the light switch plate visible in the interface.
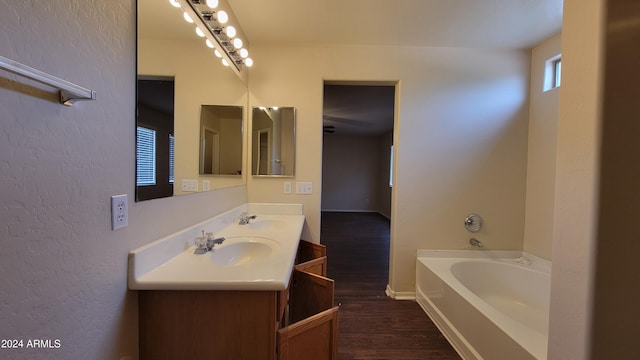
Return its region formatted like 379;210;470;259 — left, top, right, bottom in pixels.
284;182;292;194
202;179;211;192
296;182;313;195
181;179;198;192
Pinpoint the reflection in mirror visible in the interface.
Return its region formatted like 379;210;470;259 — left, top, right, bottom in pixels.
136;77;175;201
200;105;243;176
252;107;296;176
136;0;248;201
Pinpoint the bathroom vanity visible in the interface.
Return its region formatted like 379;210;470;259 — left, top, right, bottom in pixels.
128;204;338;359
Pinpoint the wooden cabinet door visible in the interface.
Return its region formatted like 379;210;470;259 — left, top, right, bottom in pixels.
280;269;338;360
289;269;334;324
277;306;339;360
294;256;327;277
296;239;327;264
139;290;277;360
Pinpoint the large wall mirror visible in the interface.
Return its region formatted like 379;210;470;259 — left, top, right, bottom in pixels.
136;0;248;201
251;107;296;177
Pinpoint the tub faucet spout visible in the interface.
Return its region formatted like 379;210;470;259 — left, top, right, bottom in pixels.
470;238;483;248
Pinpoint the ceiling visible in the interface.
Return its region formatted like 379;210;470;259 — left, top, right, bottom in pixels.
228;0;563;136
228;0;563;49
140;0;564;136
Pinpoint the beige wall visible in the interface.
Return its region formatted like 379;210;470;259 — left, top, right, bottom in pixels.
248;45;531;292
591;0;640;357
524;34;561;259
548;0;604;358
0;1;247;359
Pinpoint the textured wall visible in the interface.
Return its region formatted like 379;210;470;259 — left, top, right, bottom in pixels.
0;1;246;359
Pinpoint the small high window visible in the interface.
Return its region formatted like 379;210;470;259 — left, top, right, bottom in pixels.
552;58;562;88
544;55;562;92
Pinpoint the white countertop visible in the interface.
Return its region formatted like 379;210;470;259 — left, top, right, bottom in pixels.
128;203;305;291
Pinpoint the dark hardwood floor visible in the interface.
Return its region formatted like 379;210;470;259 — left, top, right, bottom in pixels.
321;211;461;360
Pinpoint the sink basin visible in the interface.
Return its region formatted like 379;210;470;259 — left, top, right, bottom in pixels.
209;237;275;266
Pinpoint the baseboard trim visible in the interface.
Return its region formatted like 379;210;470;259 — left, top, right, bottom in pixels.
385;284;416;300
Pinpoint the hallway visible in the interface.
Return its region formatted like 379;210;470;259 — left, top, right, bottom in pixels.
320;212;460;359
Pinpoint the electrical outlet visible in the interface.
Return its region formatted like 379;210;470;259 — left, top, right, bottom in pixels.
111;194;128;230
284;182;292;194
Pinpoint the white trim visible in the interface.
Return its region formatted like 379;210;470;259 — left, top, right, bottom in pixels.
385;284;416;300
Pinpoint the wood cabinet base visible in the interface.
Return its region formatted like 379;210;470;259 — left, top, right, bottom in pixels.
139;290;277;360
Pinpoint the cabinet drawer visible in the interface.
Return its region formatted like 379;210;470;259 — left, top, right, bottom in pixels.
277;269;338;359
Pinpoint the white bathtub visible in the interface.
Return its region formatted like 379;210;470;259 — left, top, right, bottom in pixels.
415;250;551;360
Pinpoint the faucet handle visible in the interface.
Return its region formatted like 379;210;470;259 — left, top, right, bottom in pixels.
194;236;208;254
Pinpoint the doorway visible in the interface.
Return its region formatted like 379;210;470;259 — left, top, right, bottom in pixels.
320;81;396;289
321;82;395;216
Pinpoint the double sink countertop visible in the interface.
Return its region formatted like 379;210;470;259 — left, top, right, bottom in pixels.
128;203;305;291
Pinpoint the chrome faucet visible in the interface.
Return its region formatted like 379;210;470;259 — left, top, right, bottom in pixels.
238;212;257;225
469;238;484;248
194;231;225;254
205;232;225;251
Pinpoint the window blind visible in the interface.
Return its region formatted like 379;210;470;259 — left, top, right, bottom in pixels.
136;126;156;186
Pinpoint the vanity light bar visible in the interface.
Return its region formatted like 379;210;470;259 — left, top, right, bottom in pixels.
174;0;253;73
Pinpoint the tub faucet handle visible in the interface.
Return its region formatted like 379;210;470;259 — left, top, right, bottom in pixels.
464;213;483;232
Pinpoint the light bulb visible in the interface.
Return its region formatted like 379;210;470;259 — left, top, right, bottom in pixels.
214;49;222;58
233;38;243;49
239;48;248;58
183;12;193;23
195;27;205;37
206;0;218;8
222;59;229;67
225;26;236;38
245;58;253;67
217;10;228;24
169;0;181;8
206;39;214;48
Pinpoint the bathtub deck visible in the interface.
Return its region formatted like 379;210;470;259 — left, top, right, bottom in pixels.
321;211;461;359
